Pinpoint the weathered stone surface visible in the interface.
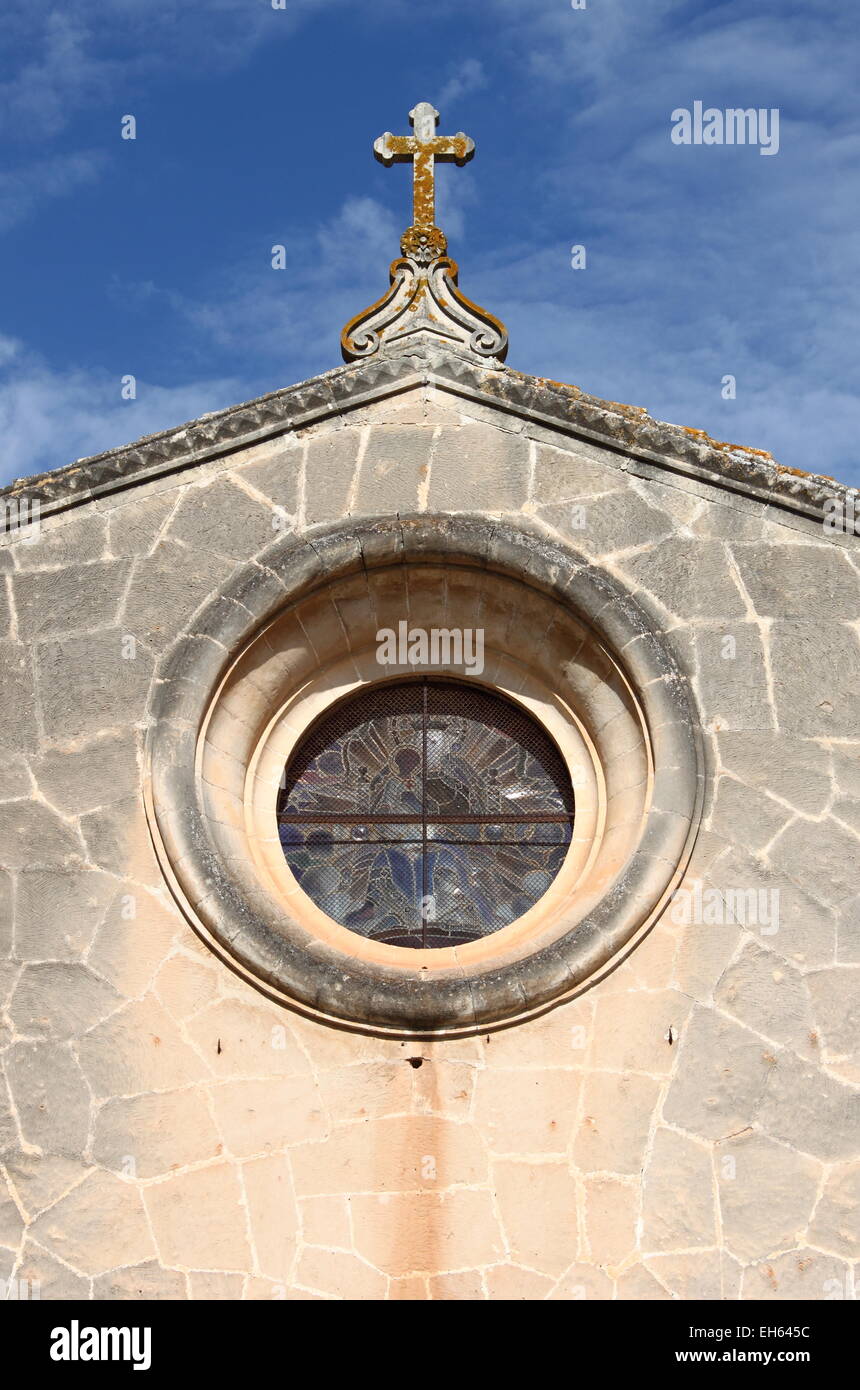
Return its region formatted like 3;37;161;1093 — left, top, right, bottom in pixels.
291;1115;484;1195
492;1161;578;1277
166;477;276;560
642;1128;716;1252
619;537;747;621
120;540;233;650
12;561;129;640
769;815;859;910
717;1132;821;1261
78;996;207;1097
692;624;773;731
715;943;816;1057
615;1263;671;1300
92;1261;187;1300
590;988;693;1075
106;489;177;558
0;1174;24;1249
573;1072;661;1175
806;967;860;1059
427;424;529;511
9;963;120;1040
351;1189;503;1276
6;1041;90;1155
768;620;860;737
808;1164;860;1258
14;867;114;962
662;1007;773;1140
532;441;621;504
87;888;181;998
11;510;107;568
0;799;83;871
757;1050;860;1162
0;755;32;802
79;796;162;884
296;1247;387;1300
584;1176;637;1265
93;1089;221;1178
143;1163;252;1271
708;778;788;853
698;845;838;969
243;1153;298;1282
716;732;832;816
3;1152;91;1220
353;426;432;513
15;1240;90;1299
317;1062;413;1122
29;1170;154;1277
0;641;38;754
208;1076;326;1157
234;443;302;517
187;998;310;1078
732;544;859;621
35;731;139;817
473;1068;581;1155
0;868;11;958
35;628;154;742
645;1250;727;1300
741;1248;850;1301
303;433;360;524
548;1262;614;1301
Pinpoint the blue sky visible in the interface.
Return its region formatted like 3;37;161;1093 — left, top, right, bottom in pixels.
0;0;857;487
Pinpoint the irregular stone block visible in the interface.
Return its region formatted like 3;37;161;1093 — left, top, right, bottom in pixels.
93;1089;222;1179
166;477;276;559
290;1115;485;1196
807;1163;860;1258
757;1049;860;1162
93;1261;187;1301
9;962;121;1040
35;730;139;817
28;1170;154;1277
12;560;129;641
662;1006;773;1140
717;1131;821;1261
642;1128;717;1252
769;620;860;737
573;1072;661;1175
473;1067;582;1155
6;1040;91;1156
491;1160;578;1277
351;1189;503;1277
142;1163;254;1272
715;943;816;1058
428;424;529;511
35;628;154;742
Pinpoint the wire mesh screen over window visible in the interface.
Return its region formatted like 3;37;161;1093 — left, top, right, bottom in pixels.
277;679;575;950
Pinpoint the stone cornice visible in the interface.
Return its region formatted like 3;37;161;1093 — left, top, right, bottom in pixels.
0;343;852;527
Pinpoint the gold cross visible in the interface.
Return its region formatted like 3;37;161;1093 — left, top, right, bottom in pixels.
374;102;474;232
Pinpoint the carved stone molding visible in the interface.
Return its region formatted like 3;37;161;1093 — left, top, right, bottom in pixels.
341;253;509;364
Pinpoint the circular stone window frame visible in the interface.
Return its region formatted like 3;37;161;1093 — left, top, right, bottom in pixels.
145;514;703;1037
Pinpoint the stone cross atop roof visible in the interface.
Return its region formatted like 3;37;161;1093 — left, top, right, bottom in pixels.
373;102;474;263
341;102;508;365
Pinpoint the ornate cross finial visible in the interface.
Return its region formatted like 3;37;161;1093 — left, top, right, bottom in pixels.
374;102;474;262
341;102;508;364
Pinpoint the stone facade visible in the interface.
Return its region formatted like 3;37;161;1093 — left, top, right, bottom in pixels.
1;344;858;1300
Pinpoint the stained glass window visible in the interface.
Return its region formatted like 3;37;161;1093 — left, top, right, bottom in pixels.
277;679;575;949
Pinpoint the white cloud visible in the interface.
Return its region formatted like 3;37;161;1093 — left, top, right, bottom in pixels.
436;59;488;111
0;339;246;486
0;150;106;232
